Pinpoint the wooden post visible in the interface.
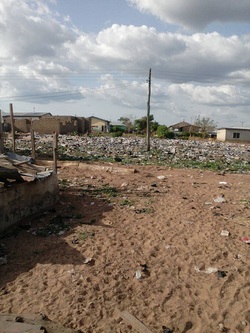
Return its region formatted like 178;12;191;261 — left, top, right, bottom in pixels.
9;103;15;153
146;68;151;152
0;110;4;153
31;129;36;160
120;311;154;333
53;132;58;173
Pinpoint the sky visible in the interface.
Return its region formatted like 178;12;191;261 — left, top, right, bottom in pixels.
0;0;250;128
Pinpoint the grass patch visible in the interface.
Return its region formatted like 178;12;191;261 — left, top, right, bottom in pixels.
78;231;95;240
120;199;133;206
81;186;119;198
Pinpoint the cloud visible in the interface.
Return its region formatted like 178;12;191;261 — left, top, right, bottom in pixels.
66;26;250;87
0;0;250;126
128;0;250;30
0;0;75;61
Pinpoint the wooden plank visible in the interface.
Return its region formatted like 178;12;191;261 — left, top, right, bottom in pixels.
0;321;44;333
120;311;154;333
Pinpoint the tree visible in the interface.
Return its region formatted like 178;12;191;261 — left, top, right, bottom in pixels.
156;125;175;139
134;115;154;134
194;116;217;137
151;121;159;132
118;116;135;133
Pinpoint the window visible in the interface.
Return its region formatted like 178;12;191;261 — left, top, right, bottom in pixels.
233;132;240;139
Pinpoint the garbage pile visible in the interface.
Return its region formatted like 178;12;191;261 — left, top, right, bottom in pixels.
4;134;250;172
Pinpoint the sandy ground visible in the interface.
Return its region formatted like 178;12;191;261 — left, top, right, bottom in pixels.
0;162;249;333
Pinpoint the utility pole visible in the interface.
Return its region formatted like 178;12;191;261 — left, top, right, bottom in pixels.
146;68;151;151
10;103;15;153
0;109;3;153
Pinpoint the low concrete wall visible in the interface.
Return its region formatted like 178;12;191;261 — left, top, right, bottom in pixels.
0;173;59;232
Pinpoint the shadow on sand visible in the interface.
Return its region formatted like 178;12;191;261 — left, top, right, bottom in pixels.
0;187;114;288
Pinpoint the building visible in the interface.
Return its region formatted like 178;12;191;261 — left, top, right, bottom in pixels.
3;112;52;133
110;121;127;132
169;121;201;133
217;127;250;142
86;116;110;133
3;113;86;134
3;113;110;135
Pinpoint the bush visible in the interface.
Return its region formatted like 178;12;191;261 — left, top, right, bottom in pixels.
111;131;123;137
156;125;174;139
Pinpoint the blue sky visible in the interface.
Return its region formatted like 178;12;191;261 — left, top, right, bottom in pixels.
0;0;250;127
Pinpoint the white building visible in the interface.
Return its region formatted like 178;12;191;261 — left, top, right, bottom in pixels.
217;127;250;142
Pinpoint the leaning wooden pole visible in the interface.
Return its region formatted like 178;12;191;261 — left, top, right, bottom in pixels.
9;103;15;153
146;68;151;152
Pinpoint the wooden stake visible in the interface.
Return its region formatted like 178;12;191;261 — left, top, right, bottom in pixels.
53;132;58;173
31;129;36;160
146;68;151;152
9;103;15;153
120;311;154;333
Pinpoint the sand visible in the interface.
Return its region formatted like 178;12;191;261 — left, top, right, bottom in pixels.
0;163;249;333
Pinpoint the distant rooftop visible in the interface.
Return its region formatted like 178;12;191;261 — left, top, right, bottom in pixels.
3;112;52;118
218;127;250;131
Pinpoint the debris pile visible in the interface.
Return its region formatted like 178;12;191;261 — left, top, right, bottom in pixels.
4;135;250;172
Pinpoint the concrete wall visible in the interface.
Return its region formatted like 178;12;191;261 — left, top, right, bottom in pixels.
32;118;61;134
3;116;86;134
14;119;31;133
217;128;250;142
0;173;59;232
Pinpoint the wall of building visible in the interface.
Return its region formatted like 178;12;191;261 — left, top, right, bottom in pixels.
3;115;87;135
90;117;109;132
14;119;31;133
32;118;61;134
217;128;250;142
0;173;58;232
217;129;226;141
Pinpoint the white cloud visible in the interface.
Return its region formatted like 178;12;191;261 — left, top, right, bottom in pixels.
0;0;75;61
0;0;250;126
128;0;250;30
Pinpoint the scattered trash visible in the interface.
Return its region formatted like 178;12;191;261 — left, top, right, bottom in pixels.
219;182;227;185
240;236;250;244
217;271;227;278
5;134;250;171
83;257;94;265
157;175;166;180
194;266;218;274
214;195;226;203
135;270;142;280
15;316;24;323
220;230;230;237
162;326;173;333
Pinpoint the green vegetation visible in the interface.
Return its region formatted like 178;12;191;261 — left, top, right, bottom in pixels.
120;199;133;206
156;125;175;139
78;231;95;240
81;186;119;198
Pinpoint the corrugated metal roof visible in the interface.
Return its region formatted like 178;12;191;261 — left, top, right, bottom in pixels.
3;112;52;118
